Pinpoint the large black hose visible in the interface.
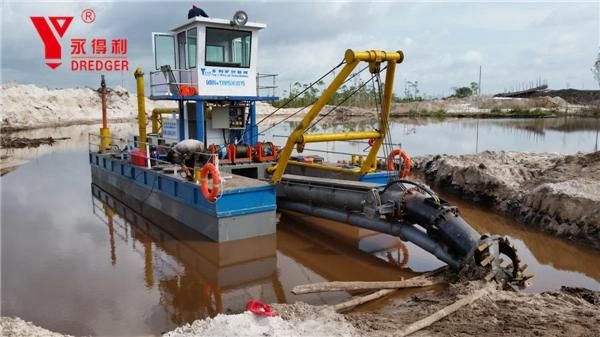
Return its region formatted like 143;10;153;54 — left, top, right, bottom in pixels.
278;201;461;268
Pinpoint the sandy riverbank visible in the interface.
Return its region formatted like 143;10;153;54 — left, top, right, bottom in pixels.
5;281;595;337
413;151;600;249
2;83;589;132
142;281;600;337
254;94;587;124
0;317;75;337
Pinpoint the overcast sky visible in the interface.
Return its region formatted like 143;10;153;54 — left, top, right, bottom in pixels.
1;1;599;97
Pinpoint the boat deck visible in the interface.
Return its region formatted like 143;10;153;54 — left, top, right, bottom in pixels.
105;153;271;192
148;162;271;192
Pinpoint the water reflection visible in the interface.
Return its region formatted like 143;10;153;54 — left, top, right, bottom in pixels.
88;181;416;335
440;192;600;293
263;117;600;161
92;184;282;324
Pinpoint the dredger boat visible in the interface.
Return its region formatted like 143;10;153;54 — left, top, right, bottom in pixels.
89;10;530;287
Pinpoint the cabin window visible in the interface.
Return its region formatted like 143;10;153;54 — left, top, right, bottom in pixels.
205;27;251;68
187;28;197;68
154;34;176;70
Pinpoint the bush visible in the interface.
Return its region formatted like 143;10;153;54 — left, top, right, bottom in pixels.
431;109;448;118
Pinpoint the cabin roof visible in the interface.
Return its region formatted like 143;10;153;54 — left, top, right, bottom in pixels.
171;16;267;32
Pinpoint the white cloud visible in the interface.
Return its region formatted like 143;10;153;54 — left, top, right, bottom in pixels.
461;50;483;64
1;1;598;96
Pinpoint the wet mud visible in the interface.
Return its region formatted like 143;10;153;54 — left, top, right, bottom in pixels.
414;151;600;249
1;136;70;149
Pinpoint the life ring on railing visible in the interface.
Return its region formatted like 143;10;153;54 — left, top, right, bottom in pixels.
200;163;221;202
387;148;411;178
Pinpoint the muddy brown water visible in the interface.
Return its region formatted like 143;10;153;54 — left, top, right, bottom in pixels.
2;118;599;336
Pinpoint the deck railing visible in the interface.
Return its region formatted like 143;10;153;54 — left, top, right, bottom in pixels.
257;73;278;97
149;68;198;97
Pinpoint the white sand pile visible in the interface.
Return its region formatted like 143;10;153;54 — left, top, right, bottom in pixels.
0;83;174;130
0;317;73;337
163;304;359;337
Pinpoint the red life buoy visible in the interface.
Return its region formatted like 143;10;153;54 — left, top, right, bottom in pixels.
387;148;411;178
200;163;221;202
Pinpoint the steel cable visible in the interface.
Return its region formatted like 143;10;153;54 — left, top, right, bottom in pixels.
256;59;346;125
258;64;371;136
305;66;387;132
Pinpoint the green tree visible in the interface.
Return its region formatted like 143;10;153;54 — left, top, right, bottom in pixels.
451;86;473;98
470;82;479;96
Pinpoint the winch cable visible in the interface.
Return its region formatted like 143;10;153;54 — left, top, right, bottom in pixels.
374;70;397;182
236;60;346;144
257;64;371;137
371;70;391;180
306;66;386;132
256;59;346;126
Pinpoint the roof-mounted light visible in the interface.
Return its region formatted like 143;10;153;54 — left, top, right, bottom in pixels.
231;10;248;27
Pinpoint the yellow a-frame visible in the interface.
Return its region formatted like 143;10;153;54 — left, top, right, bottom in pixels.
269;49;404;183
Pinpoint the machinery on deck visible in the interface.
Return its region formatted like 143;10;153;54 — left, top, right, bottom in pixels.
90;9;530;288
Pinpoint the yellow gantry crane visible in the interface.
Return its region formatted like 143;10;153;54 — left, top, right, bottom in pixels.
269;49;404;183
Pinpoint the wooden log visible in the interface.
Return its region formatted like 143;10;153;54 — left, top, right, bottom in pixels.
331;288;397;312
293;266;448;295
312;267;450;313
292;278;443;295
396;285;493;337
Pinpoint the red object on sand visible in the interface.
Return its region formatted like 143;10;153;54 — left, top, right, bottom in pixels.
246;300;276;317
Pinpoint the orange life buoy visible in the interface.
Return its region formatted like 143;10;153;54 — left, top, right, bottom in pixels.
387;148;411;178
178;84;198;96
200;163;221;202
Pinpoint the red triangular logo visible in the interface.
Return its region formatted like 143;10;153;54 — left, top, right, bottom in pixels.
49;16;73;37
46;62;61;69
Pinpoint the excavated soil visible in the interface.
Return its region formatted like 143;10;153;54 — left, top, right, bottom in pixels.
346;283;600;337
413;151;600;249
0;317;75;337
0;136;69;149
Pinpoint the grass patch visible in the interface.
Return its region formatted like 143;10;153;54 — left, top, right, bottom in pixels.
507;107;531;115
578;106;600;117
407;109;447;119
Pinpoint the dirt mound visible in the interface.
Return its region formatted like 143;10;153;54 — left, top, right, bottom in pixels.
0;84;175;131
389;95;572;117
255;102;377;126
413;151;600;249
346;283;600;337
506;89;600;106
0;317;74;337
